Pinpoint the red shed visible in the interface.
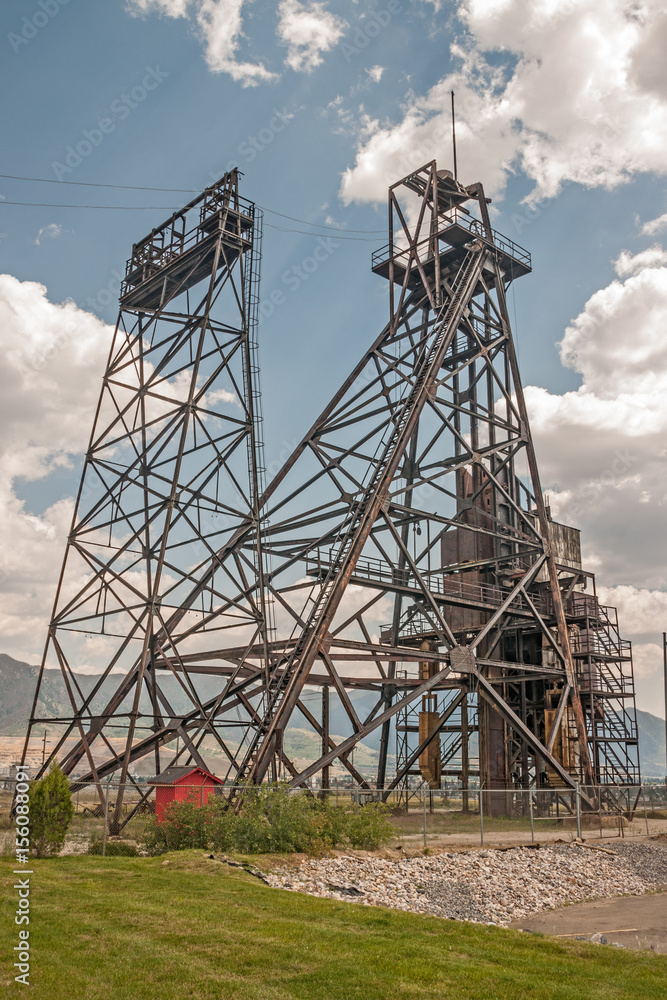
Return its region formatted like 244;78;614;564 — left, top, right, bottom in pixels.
148;766;223;822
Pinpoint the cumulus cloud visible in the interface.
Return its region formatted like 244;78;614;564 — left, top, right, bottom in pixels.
196;0;277;84
596;586;667;637
525;246;667;593
519;245;667;711
0;276;112;661
277;0;346;72
126;0;277;86
630;643;665;714
125;0;191;15
341;0;667;204
640;212;667;236
34;224;63;246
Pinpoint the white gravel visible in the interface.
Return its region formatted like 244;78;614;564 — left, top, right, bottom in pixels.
263;842;666;926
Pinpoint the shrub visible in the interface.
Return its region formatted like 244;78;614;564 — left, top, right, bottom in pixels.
141;786;395;856
347;802;395;850
143;799;212;855
28;762;74;858
88;839;139;857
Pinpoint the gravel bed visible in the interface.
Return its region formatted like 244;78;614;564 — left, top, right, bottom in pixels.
263;842;665;926
606;841;667;886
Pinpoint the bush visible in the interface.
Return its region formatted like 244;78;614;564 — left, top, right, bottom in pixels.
347;801;395;850
28;762;74;858
141;786;395;856
143;799;212;855
88;839;139;857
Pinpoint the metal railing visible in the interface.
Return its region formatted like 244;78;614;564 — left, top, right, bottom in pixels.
371;211;531;272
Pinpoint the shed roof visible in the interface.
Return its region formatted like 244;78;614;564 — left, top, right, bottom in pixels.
148;766;222;786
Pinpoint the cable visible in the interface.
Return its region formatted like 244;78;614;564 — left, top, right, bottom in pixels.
257;205;384;235
0;198;380;241
0;171;386;234
0;199;177;210
0;172;196;194
265;222;377;242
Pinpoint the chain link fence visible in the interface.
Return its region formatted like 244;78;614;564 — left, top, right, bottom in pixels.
1;779;665;856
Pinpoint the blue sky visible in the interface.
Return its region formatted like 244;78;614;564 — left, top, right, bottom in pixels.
1;0;666;712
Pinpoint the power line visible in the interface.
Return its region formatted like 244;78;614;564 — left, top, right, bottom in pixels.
0;172;195;194
0;199;176;211
0;198;378;241
0;171;386;234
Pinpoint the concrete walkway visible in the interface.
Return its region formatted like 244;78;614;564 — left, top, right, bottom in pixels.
511;892;667;953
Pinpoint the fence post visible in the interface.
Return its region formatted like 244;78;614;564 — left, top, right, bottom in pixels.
422;786;427;849
529;789;535;845
575;782;581;840
102;775;111;857
479;786;484;847
642;785;649;837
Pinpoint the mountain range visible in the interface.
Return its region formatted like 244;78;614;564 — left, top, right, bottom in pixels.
0;653;664;780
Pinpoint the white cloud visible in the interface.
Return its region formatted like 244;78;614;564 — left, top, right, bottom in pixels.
196;0;277;84
34;224;63;246
0;275;112;661
640;212;667;236
367;65;384;84
615;245;667;277
526;253;667;450
630;643;665;716
520;244;667;709
632;643;663;681
126;0;277;86
125;0;191;15
277;0;346;72
596;586;667;637
341;0;667;204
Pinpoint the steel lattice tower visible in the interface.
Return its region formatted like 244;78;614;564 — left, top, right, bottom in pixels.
22;171;276;825
23;163;639;820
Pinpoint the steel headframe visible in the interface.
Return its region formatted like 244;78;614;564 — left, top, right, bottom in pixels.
22;163;640;816
21;170;280;825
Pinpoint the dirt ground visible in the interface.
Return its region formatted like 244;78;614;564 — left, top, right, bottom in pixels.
398;820;667;850
511;891;667;953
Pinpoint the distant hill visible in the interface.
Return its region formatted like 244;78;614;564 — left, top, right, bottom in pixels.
636;709;667;778
0;653;664;780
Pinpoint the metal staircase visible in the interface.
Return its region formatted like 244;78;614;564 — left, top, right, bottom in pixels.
234;247;486;785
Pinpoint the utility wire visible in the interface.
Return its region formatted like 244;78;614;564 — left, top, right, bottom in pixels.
0;199;175;210
0;171;386;234
0;199;379;241
0;172;195;193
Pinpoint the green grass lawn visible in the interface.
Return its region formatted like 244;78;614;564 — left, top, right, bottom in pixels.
1;853;665;999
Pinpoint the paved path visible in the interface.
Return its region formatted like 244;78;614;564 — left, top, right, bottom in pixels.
511;892;667;953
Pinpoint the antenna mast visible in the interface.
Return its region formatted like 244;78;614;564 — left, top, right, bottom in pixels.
451;90;458;180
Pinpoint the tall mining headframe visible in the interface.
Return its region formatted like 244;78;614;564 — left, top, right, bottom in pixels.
21;162;639;829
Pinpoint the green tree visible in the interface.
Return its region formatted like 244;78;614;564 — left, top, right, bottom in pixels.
29;762;74;857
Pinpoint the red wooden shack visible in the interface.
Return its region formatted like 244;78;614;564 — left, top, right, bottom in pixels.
148;766;223;822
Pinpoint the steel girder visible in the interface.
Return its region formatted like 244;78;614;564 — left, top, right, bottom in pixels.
22;163;640;809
